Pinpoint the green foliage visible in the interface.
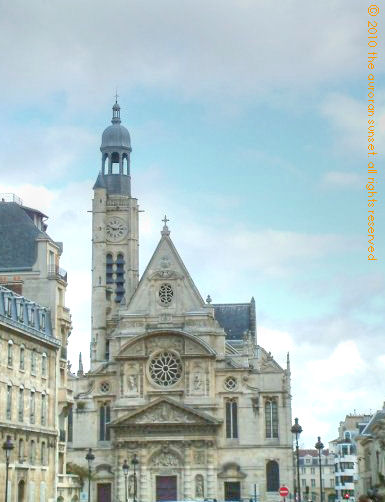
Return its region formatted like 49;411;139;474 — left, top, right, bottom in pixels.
66;462;93;487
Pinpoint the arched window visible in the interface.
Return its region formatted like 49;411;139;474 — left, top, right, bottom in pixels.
265;400;279;438
122;155;129;175
6;384;12;419
106;254;114;284
18;386;24;422
67;405;73;442
42;353;47;377
99;403;111;441
30;390;36;424
41;442;47;465
111;152;120;174
115;254;125;302
18;438;24;463
20;345;25;370
225;399;238;439
103;153;109;175
41;393;47;425
31;349;36;374
266;460;279;492
8;340;13;366
30;440;36;464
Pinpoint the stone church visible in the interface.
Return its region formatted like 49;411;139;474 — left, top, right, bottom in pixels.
67;101;294;502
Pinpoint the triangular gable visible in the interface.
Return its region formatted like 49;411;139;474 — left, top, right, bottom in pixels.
259;346;284;373
110;396;221;427
121;230;207;316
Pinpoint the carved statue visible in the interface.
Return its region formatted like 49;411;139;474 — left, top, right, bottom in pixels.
127;375;138;392
195;475;204;498
193;374;203;391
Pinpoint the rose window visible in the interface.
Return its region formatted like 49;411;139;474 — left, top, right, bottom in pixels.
224;376;237;391
159;283;174;305
149;351;182;387
100;381;110;393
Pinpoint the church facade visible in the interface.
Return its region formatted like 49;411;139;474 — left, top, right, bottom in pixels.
68;102;294;502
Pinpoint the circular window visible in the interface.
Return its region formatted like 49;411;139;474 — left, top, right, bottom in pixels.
224;376;237;391
149;351;182;387
100;382;110;393
159;283;174;305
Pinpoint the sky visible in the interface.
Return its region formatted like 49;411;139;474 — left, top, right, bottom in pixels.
0;0;384;448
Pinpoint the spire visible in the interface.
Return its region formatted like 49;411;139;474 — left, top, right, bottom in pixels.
111;96;121;125
161;215;170;236
77;352;84;376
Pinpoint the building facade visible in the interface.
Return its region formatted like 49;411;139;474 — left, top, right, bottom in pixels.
356;404;385;498
68;101;294;502
0;195;79;500
299;449;336;502
0;285;60;502
329;414;372;502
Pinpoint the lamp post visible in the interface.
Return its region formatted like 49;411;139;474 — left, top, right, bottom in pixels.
122;459;129;502
291;418;303;502
315;436;324;502
131;453;139;502
85;448;95;502
2;435;14;502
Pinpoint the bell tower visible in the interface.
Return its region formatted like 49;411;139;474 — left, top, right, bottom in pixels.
90;100;139;369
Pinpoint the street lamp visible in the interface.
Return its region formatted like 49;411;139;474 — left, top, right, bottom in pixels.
2;435;14;502
291;418;303;502
131;453;139;502
315;436;324;502
122;459;129;502
85;448;95;502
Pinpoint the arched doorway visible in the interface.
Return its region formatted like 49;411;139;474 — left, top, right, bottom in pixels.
18;480;25;502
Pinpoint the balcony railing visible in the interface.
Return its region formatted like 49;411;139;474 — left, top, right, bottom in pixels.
48;264;67;282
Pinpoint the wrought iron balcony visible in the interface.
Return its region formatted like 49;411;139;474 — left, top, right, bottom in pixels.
48;264;67;282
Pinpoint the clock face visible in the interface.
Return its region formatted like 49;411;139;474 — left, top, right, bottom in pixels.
106;217;128;242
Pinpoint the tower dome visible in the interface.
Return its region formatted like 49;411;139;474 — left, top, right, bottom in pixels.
96;100;132;196
101;101;132;150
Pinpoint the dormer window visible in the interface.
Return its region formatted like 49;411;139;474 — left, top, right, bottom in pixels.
6;296;12;317
17;301;24;322
40;312;46;331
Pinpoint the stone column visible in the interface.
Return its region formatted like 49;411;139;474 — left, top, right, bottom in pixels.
139;445;149;502
116;445;126;502
184;443;193;499
207;442;216;499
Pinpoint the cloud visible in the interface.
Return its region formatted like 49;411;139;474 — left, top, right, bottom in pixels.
0;0;368;106
321;171;363;189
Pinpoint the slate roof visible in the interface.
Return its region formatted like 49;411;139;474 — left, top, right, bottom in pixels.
361;410;385;435
0;201;52;271
213;298;256;341
0;285;58;346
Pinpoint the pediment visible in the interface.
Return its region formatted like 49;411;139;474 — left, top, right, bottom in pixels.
120;233;207;316
110;397;221;427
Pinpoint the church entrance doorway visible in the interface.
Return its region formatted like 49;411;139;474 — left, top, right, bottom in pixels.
97;483;112;502
224;481;241;501
156;475;177;501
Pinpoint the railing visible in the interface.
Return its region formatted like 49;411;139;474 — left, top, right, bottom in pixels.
0;193;23;205
48;264;67;282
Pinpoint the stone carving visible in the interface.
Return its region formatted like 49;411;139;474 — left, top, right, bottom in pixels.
185;339;207;355
193;450;205;465
127;374;138;392
195;474;204;498
193;374;203;391
151;451;180;467
160;255;172;269
136;402;198;424
146;336;183;354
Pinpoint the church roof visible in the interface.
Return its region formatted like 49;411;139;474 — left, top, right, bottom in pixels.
0;201;53;271
213;298;256;341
